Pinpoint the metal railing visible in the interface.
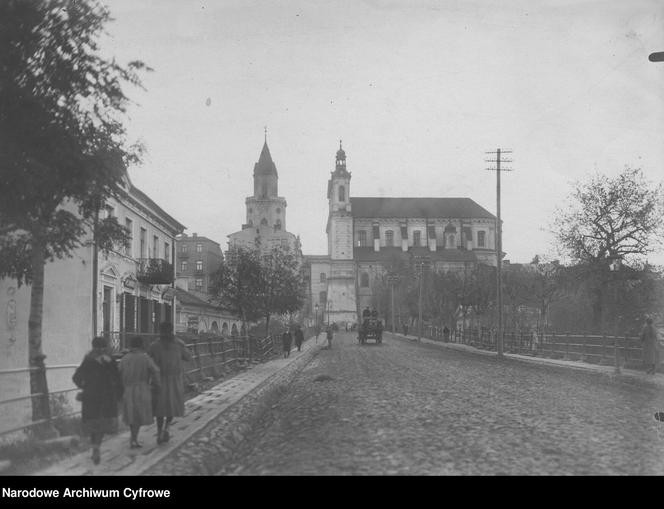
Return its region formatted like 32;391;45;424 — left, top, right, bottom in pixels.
418;326;651;370
0;329;306;438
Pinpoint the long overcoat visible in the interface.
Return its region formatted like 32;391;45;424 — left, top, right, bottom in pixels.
641;324;660;365
72;351;122;435
149;338;192;418
119;349;161;426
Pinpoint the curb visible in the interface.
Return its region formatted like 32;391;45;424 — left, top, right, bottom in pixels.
386;332;664;388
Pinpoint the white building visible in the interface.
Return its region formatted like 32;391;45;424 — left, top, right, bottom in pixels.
306;143;498;327
0;177;185;438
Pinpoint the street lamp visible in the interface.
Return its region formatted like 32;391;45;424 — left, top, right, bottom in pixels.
314;303;319;342
387;272;400;334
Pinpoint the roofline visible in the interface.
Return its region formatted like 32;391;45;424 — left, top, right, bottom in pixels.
126;183;186;233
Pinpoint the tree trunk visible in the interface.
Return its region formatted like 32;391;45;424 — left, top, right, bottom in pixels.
264;313;270;337
28;238;52;432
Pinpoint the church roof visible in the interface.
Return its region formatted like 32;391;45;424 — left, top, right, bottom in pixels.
254;141;278;176
350;197;495;219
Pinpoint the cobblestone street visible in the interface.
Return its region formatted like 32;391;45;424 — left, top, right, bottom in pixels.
218;332;664;475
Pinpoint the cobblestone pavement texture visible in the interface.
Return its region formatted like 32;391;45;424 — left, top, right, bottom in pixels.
218;332;664;475
35;337;321;476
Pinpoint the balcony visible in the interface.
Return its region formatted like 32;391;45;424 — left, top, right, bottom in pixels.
136;258;174;285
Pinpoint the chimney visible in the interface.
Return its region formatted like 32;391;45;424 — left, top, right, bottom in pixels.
192;233;197;238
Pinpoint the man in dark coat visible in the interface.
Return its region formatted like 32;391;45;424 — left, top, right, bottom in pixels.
282;329;293;358
641;317;660;374
73;336;123;465
294;326;305;352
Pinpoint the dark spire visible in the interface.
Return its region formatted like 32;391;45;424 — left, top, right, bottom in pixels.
254;140;277;176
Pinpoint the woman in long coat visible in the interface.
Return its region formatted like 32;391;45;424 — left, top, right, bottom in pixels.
641;317;660;374
72;336;123;465
281;329;293;358
119;336;161;448
149;322;192;444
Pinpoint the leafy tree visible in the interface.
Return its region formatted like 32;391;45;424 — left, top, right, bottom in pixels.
209;246;263;328
553;167;664;328
0;0;147;426
257;245;305;335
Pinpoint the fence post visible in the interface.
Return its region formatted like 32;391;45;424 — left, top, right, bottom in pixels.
192;337;202;382
613;334;621;374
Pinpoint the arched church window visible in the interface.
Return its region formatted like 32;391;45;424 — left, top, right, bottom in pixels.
413;231;421;247
261;218;268;226
360;272;370;287
247;220;253;227
261;183;267;198
338;185;345;202
446;233;456;248
275;219;282;230
385;230;394;247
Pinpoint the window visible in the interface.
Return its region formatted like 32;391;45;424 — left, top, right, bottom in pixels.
105;205;115;219
153;235;159;258
196;260;203;271
338;185;345;202
195;278;203;290
477;231;485;248
181;244;188;253
164;242;170;263
319;291;327;304
320;273;326;283
247;219;253;227
196;243;202;253
125;218;133;257
260;218;268;226
181;260;188;272
276;208;281;214
446;233;456;248
275;219;282;230
358;230;367;247
413;231;421;247
385;230;394;247
140;228;147;258
360;272;370;287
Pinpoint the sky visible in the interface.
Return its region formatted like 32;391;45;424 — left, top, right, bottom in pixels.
100;0;664;263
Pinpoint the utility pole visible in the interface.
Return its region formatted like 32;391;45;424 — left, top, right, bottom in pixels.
485;148;513;358
414;256;430;342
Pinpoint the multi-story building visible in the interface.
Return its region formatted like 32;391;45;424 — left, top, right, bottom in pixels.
175;233;223;296
306;143;499;326
0;177;185;437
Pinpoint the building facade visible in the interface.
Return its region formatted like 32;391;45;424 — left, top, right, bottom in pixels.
227;140;301;256
0;178;185;438
175;233;223;296
307;143;499;326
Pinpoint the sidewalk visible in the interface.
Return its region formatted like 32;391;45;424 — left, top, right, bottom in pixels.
387;332;664;388
35;336;322;476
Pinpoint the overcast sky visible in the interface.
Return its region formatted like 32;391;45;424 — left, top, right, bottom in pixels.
101;0;664;264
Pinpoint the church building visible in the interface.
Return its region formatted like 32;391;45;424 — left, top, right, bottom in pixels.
307;143;499;326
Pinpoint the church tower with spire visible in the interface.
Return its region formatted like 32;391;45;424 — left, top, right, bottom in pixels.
228;132;299;256
324;141;357;323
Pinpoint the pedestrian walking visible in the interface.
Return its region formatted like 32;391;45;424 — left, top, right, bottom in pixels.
443;326;450;342
294;325;304;352
640;317;660;375
282;328;293;358
119;336;161;449
149;322;192;444
326;325;333;349
72;336;123;465
403;323;409;336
